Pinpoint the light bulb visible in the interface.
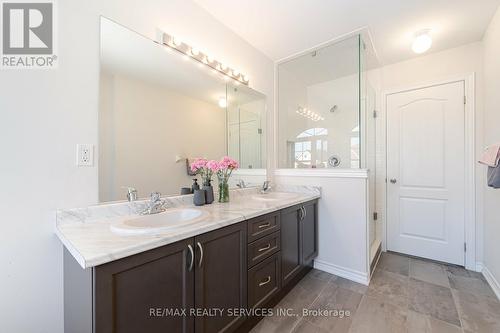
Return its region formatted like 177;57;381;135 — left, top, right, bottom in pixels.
190;47;199;56
218;97;227;108
412;31;432;54
172;37;182;47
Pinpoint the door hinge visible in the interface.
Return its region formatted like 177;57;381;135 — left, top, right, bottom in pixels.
464;96;467;105
373;212;378;221
464;243;467;252
258;128;263;134
373;110;378;118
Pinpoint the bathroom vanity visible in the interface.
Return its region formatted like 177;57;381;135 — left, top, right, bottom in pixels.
58;188;319;333
57;17;321;333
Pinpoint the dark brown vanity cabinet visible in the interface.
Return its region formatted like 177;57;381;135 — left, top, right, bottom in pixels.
93;239;195;333
194;223;247;333
91;222;246;333
301;201;318;264
280;200;318;287
64;200;317;333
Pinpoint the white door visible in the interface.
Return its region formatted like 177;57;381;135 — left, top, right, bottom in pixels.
387;81;465;265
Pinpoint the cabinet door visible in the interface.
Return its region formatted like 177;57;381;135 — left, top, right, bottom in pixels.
301;200;318;265
94;239;195;333
194;223;247;333
280;205;302;286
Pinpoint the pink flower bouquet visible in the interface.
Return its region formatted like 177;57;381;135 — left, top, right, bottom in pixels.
216;156;239;202
190;158;219;186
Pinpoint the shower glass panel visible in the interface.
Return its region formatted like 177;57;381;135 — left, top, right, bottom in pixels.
226;84;267;169
277;35;362;169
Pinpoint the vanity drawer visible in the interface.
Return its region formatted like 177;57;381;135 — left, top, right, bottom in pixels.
248;252;281;309
247;212;280;243
248;231;280;268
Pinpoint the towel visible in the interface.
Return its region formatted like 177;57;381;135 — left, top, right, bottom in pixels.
487;166;500;189
479;144;500;167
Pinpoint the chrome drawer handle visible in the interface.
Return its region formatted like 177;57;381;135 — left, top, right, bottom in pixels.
258;222;270;229
258;244;271;252
196;242;203;268
259;276;271;287
187;244;194;272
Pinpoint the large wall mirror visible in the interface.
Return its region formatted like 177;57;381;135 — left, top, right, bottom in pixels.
99;18;267;202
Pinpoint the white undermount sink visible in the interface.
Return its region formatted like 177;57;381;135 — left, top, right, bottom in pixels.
251;192;299;202
110;208;208;236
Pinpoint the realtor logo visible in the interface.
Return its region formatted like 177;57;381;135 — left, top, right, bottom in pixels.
1;0;57;68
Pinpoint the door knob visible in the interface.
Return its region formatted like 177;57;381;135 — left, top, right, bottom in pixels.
390;179;397;184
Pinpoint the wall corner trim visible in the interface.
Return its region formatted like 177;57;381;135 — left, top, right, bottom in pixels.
313;259;370;285
481;264;500;301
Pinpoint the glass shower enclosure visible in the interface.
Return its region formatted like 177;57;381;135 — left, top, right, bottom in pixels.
277;33;380;266
277;34;373;170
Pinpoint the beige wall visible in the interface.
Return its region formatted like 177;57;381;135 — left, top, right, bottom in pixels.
0;1;273;331
99;73;226;201
482;7;500;289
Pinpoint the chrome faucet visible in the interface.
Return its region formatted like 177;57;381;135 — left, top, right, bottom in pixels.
140;192;167;215
261;181;271;194
236;179;247;188
122;186;138;202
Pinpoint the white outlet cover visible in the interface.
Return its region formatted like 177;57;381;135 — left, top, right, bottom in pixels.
76;144;94;166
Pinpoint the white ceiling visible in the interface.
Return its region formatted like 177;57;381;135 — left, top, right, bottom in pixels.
194;0;500;64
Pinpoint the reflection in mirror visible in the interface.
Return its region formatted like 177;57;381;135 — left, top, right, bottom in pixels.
98;18;266;202
226;84;267;170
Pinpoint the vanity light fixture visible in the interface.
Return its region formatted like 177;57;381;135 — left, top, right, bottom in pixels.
296;107;324;122
161;32;249;85
412;30;432;54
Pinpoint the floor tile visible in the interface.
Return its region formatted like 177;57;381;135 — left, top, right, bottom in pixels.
408;278;461;327
445;265;486;281
448;274;497;299
349;294;407;333
292;319;329;333
261;301;302;333
305;285;363;332
452;289;500;333
407;310;463;333
307;269;334;282
410;258;450;288
331;276;368;295
367;269;409;308
377;252;410;276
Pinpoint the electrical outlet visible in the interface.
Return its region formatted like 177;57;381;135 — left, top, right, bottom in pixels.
76;144;94;166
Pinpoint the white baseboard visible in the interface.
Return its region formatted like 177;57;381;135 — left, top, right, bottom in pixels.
313;259;369;285
481;264;500;301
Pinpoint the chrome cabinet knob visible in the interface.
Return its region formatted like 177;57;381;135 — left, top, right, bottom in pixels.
390;179;397;184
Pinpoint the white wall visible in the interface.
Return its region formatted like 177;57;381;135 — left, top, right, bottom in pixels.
99;73;225;201
275;172;369;284
0;0;273;332
370;42;485;267
482;7;500;290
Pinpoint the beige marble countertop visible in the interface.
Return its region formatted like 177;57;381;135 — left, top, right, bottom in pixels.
55;186;320;269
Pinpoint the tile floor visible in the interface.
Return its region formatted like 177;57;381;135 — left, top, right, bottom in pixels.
250;252;500;333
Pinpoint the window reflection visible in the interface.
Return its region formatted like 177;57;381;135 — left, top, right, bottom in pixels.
292;128;328;168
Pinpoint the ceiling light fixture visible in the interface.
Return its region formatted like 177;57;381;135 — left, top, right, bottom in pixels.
160;32;249;85
412;30;432;54
296;107;324;122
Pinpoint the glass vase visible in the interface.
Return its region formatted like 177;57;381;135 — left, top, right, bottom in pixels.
218;181;230;203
